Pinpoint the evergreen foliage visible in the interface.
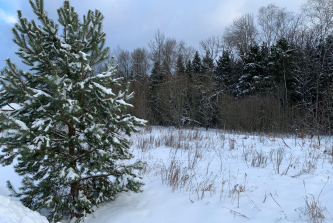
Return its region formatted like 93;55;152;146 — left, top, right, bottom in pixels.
185;59;193;78
148;62;165;125
269;38;296;104
201;51;214;74
0;0;146;222
192;51;202;74
240;44;271;96
175;54;185;74
150;62;163;85
215;50;233;93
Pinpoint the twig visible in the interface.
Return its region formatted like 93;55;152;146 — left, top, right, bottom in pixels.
244;191;261;211
270;192;288;220
222;207;250;220
281;138;292;150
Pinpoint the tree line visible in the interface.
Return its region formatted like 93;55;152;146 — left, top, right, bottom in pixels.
111;0;333;135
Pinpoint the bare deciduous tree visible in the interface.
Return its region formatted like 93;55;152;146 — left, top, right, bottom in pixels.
113;46;131;79
149;29;166;64
258;4;303;46
177;40;196;66
163;38;178;75
131;47;150;79
302;0;333;39
149;30;180;75
223;13;258;58
199;35;223;61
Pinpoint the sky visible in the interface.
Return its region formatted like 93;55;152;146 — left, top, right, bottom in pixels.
0;0;308;70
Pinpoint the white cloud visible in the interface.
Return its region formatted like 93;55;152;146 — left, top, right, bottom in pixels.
209;0;246;30
0;8;17;24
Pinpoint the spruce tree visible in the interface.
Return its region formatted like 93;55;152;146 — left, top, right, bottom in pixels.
240;44;271;96
192;51;202;74
241;44;262;95
269;38;296;104
175;54;185;74
149;62;164;124
0;0;145;222
215;50;233;93
185;59;193;78
202;51;214;74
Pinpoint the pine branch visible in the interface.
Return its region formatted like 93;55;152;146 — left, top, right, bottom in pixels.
72;144;99;163
49;147;72;159
6;180;21;197
66;172;122;185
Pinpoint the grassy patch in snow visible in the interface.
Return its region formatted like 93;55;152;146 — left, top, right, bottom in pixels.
129;126;333;222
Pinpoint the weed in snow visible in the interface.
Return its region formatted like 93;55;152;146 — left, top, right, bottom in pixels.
129;126;332;222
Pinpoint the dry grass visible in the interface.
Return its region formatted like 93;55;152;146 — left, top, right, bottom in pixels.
131;126;332;221
299;179;330;223
269;147;284;174
303;194;326;223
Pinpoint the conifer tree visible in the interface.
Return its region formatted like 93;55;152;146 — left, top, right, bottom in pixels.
150;62;163;85
0;0;145;222
215;50;233;93
269;38;296;104
192;51;202;74
240;44;271;96
185;59;193;78
202;51;214;74
175;54;185;74
148;62;165;124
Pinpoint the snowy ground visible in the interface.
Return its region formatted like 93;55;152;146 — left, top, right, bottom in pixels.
0;195;48;223
1;126;333;222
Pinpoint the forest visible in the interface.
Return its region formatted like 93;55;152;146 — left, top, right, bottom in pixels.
108;0;333;135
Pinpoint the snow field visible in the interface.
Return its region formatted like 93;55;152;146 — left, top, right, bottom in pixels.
86;127;333;223
0;127;333;222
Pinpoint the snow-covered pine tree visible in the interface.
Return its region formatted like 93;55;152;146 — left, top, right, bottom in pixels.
0;0;146;222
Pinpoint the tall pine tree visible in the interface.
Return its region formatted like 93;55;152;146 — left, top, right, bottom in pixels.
0;0;145;222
